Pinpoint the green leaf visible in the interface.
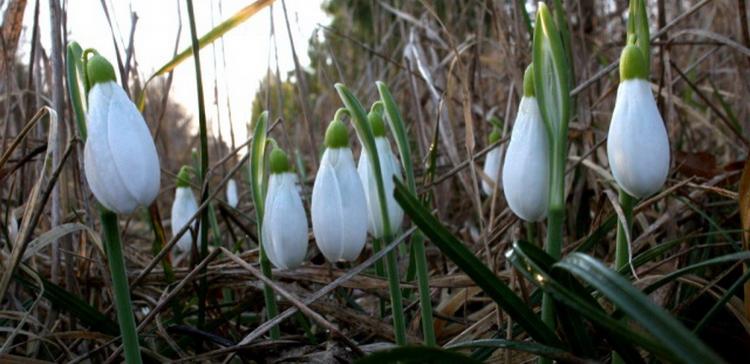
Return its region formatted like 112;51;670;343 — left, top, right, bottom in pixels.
447;339;583;363
392;180;563;348
508;241;646;363
136;0;273;110
16;266;118;336
376;81;436;346
355;346;483;364
66;42;87;140
556;253;726;364
532;2;570;143
627;0;650;74
249;111;268;221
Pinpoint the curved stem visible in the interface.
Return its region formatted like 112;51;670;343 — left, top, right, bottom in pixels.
101;210;142;364
612;189;634;364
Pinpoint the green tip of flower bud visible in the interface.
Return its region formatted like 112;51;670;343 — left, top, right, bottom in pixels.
523;64;535;97
619;45;648;81
325;119;349;148
489;128;501;144
86;53;116;86
269;146;291;174
176;166;192;188
368;111;386;137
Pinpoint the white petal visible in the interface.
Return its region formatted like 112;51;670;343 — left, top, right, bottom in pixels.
607;79;670;198
262;173;308;269
84;82;161;214
357;138;404;238
482;147;503;195
502;96;549;222
226;179;239;208
171;187;200;252
312;148;368;262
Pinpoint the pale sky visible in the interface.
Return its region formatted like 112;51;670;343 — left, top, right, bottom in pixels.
21;0;329;150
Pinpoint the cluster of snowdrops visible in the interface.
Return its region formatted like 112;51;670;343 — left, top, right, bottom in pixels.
82;43;670;271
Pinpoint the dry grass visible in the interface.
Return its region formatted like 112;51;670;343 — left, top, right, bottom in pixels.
2;0;750;362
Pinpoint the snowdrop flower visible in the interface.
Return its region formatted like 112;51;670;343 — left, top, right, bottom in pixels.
357;111;404;238
502;65;549;222
607;45;670;199
170;166;200;252
83;54;160;214
481;127;503;195
226;178;239;208
262;146;308;269
312;119;368;262
5;209;17;243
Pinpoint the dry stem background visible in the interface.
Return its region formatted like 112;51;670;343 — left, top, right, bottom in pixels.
2;0;750;362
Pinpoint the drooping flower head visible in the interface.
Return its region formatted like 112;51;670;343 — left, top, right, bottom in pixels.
312;118;369;262
226;178;239;208
83;53;161;214
502;65;550;222
482;124;503;196
171;166;200;252
262;146;308;269
607;45;670;199
357;110;404;238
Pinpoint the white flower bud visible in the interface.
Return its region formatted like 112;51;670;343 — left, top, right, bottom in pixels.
262;155;308;269
607;79;670;198
482;129;503;195
171;186;200;252
502;96;549;222
312;147;369;262
358;137;404;238
226;178;239;208
83;80;160;214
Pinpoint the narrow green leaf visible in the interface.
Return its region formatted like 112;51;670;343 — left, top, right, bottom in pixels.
152;0;273;78
532;2;570;142
509;241;646;363
627;0;650;74
376;81;436;346
16;267;119;336
447;339;584;363
66;42;86;140
556;253;726;364
249;111;268;219
392;180;563;347
355;346;483;364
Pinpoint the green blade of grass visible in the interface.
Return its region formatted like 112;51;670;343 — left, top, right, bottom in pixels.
508;241;646;363
556;253;726;364
392;179;563;347
354;346;484;364
247;111;280;339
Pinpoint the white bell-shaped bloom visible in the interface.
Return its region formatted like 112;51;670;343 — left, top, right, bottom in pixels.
482;129;503;195
170;167;200;252
312;120;368;262
5;209;17;243
262;147;308;269
607;47;670;199
83;54;160;214
502;96;549;222
358;136;404;238
226;178;239;208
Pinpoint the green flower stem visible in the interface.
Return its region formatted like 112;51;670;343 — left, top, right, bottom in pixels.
372;237;387;318
335;84;407;345
185;0;211;329
100;209;142;364
612;189;634;364
374;82;437;346
615;189;635;271
525;222;537;246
